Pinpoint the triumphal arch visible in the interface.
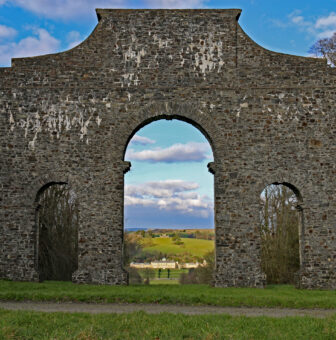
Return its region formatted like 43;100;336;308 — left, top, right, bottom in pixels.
0;9;335;288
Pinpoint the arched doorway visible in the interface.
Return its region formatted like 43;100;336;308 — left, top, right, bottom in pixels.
35;182;78;281
260;182;304;285
123;118;215;285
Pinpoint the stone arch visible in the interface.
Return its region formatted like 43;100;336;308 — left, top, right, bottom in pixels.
28;174;82;280
120;102;221;163
257;173;305;205
28;173;82;206
122;107;217;283
34;181;67;279
1;9;334;289
34;180;79;281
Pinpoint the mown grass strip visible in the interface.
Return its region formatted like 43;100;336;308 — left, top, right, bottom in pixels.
1;280;336;309
1;309;336;340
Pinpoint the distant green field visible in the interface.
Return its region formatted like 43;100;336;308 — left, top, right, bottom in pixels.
142;237;214;256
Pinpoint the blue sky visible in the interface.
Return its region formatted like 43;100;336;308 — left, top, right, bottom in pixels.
1;0;335;229
1;0;336;66
124;120;214;229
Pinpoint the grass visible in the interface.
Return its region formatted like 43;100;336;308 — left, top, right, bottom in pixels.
1;280;336;309
1;309;336;339
137;268;187;285
138;268;188;279
142;237;214;256
150;279;178;285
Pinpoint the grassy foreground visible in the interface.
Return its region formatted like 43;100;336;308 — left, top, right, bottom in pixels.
1;280;336;309
1;309;336;340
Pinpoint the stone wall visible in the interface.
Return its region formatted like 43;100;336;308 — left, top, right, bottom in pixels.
0;9;335;288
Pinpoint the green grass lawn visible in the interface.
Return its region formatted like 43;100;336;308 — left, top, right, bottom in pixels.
150;279;179;285
138;268;188;280
142;237;214;256
137;268;186;285
1;280;336;309
1;309;336;340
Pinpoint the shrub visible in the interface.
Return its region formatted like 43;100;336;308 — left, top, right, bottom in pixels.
179;251;214;285
126;267;143;285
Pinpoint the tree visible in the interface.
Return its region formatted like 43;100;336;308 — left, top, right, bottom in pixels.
172;233;184;245
143;268;155;284
260;185;300;284
37;184;78;281
310;32;336;67
179;250;214;285
123;232;144;284
123;232;143;266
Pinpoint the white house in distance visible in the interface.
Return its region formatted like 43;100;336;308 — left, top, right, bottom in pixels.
130;258;207;270
130;258;177;269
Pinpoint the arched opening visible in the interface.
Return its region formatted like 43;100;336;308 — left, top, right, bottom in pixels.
260;182;303;285
35;182;78;281
123;118;215;285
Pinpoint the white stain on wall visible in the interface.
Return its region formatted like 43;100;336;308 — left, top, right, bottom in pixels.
8;99;103;150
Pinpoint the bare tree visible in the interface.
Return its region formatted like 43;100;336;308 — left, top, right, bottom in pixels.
260;185;300;284
123;232;144;284
123;232;143;266
37;184;78;281
310;32;336;67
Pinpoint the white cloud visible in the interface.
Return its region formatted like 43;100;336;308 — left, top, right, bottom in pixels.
315;13;336;38
315;13;336;29
126;180;199;198
66;30;82;49
125;180;213;217
0;0;210;18
126;142;211;163
291;16;304;25
3;0;129;20
288;11;314;32
130;135;156;146
0;25;17;39
285;11;336;40
0;28;60;66
144;0;207;8
317;29;336;39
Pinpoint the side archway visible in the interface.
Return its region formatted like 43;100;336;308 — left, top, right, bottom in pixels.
35;182;79;281
260;182;304;285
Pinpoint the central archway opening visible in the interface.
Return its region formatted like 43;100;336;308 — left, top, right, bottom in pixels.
123;118;215;285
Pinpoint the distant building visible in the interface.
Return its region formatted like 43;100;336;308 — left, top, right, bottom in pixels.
130;258;177;269
130;257;209;270
179;262;200;269
130;262;151;269
179;260;207;269
150;260;177;269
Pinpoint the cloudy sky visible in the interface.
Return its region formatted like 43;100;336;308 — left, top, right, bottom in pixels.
124;120;214;229
1;0;335;229
1;0;335;67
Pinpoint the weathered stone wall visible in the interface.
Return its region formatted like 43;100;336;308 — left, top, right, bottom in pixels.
0;9;335;288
